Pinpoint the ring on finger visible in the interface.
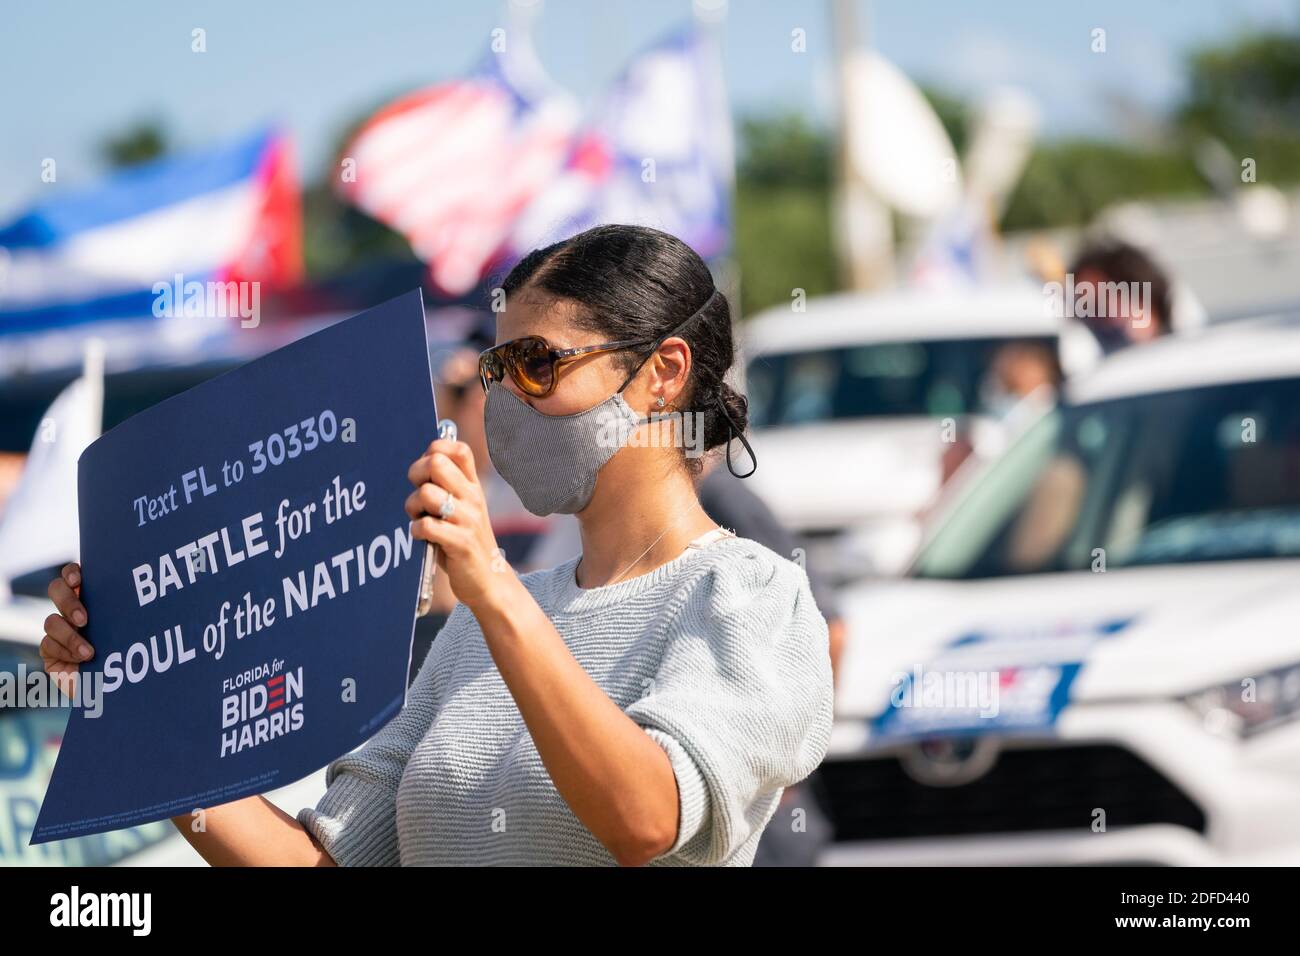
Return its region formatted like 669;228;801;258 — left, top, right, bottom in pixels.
438;492;457;520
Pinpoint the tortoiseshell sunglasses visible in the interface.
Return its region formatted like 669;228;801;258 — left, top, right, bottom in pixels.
477;334;657;398
477;294;719;398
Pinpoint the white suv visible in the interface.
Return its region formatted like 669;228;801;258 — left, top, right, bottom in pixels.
824;314;1300;865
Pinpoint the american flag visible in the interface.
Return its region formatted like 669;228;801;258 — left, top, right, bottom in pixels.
337;34;578;295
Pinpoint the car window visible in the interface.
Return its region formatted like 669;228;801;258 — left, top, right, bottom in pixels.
0;642;171;865
746;336;1057;428
914;375;1300;578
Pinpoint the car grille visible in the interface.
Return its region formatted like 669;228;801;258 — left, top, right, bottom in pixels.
813;743;1206;841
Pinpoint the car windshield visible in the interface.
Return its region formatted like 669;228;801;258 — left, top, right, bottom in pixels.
745;336;1057;428
914;375;1300;579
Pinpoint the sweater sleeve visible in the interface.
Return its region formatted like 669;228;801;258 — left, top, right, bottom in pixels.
624;545;835;865
296;608;456;866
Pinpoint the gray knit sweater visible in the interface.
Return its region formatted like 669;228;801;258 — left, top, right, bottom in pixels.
297;532;834;866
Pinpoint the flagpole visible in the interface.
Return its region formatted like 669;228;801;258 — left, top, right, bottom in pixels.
692;1;740;317
831;0;894;290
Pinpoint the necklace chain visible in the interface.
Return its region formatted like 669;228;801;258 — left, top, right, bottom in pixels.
606;523;677;586
584;507;710;587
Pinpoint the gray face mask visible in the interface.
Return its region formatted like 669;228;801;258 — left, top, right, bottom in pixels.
484;383;648;516
482;288;758;516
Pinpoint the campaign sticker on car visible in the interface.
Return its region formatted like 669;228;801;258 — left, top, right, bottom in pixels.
869;616;1135;740
871;662;1082;739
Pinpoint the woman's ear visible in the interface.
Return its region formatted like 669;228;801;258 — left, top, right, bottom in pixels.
651;337;692;406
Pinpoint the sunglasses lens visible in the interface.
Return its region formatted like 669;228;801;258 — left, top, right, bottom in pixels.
478;352;503;391
509;338;554;396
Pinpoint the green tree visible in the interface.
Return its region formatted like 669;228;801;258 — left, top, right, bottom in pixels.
1002;141;1206;231
99;120;169;169
1179;32;1300;141
732;114;836;317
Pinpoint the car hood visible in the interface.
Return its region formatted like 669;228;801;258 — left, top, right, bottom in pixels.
835;559;1300;719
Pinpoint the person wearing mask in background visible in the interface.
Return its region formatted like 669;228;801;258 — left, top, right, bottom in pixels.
696;453;844;866
1068;238;1173;355
984;341;1060;419
1000;241;1175;566
43;225;833;867
942;340;1062;485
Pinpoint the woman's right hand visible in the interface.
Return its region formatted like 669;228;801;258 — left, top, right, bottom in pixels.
42;562;94;695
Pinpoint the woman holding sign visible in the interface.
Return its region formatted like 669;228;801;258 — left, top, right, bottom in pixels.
44;225;834;867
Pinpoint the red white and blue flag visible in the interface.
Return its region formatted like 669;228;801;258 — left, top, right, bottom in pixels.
0;128;301;338
338;25;733;294
336;34;579;295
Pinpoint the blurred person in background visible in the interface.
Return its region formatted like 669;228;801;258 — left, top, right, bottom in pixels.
1069;239;1173;354
941;340;1062;485
696;453;844;866
983;340;1060;419
1000;241;1176;564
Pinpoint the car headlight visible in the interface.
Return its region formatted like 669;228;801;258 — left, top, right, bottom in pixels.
1182;662;1300;737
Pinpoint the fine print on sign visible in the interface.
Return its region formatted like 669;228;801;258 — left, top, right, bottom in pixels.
32;290;438;844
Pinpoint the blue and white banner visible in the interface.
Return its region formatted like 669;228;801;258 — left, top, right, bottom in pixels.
31;290;435;843
508;27;733;262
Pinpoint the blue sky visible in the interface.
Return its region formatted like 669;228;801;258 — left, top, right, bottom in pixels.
1;0;1296;218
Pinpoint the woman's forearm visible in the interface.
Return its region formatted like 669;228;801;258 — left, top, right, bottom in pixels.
170;795;336;866
469;576;681;866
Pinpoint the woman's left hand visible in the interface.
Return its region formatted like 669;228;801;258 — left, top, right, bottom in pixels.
406;438;508;612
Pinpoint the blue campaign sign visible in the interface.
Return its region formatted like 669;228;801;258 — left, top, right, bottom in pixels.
31;290;437;844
